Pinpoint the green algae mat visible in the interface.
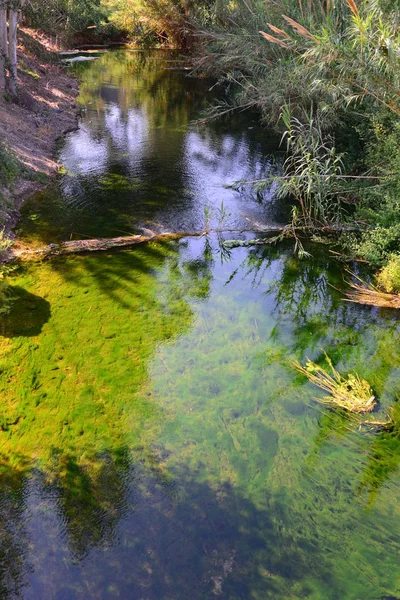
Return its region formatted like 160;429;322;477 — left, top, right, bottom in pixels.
0;236;399;599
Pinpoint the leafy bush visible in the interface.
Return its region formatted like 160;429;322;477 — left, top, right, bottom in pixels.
101;0;212;48
276;106;347;225
376;255;400;294
25;0;105;35
353;110;400;264
356;224;400;265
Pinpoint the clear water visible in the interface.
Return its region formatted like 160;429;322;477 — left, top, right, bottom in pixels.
1;51;400;599
17;50;283;245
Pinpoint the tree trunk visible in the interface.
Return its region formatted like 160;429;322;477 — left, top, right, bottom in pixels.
0;7;7;90
8;8;18;97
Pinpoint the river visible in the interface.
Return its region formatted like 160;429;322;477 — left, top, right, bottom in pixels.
1;50;399;599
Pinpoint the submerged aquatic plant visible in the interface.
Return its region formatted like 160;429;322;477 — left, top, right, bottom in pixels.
294;354;376;413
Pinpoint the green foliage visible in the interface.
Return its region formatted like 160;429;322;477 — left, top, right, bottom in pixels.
276;106;346;225
25;0;105;35
0;140;20;190
101;0;213;48
356;224;400;265
195;0;400;269
376;254;400;293
352;109;400;264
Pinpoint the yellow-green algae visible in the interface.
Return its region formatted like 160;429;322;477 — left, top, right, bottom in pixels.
0;238;399;599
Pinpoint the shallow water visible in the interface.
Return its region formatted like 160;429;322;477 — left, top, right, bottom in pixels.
2;51;400;599
18;50;283;245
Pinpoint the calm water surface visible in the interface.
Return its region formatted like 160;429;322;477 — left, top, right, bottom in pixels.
18;50;282;244
1;51;400;599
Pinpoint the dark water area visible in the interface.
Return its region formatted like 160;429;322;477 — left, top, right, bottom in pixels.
18;50;283;245
1;50;400;599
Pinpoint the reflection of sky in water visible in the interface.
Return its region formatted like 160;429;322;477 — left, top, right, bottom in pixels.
182;130;276;229
19;51;283;242
61;127;109;176
104;104;149;162
61;115;277;230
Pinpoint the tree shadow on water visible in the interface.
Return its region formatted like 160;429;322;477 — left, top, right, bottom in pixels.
0;450;340;600
0;287;51;338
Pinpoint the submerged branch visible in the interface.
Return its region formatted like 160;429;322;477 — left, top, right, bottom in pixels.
12;227;290;261
10;222;362;262
294;355;376;414
222;224;362;249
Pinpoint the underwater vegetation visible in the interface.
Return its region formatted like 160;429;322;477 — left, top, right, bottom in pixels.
0;237;399;598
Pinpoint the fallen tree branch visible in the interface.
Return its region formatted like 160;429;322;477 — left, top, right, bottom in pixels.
12;232;203;261
11;223;364;261
222;224;362;249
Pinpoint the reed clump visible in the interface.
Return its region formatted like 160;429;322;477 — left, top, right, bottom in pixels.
342;268;400;310
294;355;376;413
343;282;400;309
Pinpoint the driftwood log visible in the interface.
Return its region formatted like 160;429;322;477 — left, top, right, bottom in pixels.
11;227;291;261
11;226;400;311
12;232;203;261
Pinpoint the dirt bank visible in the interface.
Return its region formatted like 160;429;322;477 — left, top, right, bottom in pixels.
0;28;79;233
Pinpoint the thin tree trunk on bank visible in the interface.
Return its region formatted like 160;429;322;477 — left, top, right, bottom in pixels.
0;7;7;89
8;8;18;97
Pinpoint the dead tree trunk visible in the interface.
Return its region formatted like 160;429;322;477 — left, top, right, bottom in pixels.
0;5;7;89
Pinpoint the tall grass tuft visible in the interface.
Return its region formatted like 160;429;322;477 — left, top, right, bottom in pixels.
294;354;376;413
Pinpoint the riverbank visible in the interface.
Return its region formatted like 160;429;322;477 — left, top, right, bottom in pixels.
0;28;79;235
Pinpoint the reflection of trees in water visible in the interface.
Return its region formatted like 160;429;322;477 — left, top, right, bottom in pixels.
0;452;351;600
20;50;282;244
53;51;279;237
358;403;400;505
2;239;399;596
0;464;31;599
226;243;398;365
224;243;400;505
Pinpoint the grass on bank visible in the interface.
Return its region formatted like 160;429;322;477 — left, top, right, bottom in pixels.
0;141;20;191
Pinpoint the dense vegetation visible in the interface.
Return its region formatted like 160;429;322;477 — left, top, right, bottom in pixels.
190;0;400;276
